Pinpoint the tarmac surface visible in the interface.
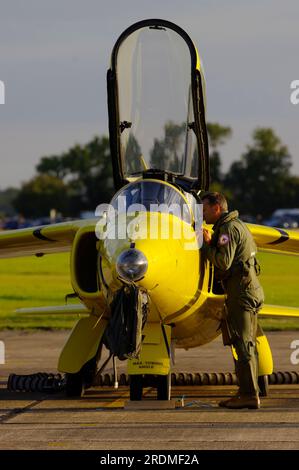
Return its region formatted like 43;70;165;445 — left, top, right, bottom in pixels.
1;330;299;450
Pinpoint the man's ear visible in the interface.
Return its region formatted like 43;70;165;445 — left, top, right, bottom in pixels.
215;204;221;215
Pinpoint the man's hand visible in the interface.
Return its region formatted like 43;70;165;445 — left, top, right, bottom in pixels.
203;228;212;244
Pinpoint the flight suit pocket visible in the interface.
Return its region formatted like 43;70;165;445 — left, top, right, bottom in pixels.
220;318;233;346
239;287;264;310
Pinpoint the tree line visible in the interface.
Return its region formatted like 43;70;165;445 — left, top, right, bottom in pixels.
0;124;298;220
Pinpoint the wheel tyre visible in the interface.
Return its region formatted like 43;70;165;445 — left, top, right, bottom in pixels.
258;374;269;397
65;352;100;398
65;373;85;397
157;374;171;400
130;374;143;401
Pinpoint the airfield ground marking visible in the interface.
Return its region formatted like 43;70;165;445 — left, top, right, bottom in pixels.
103;387;154;408
0;399;44;424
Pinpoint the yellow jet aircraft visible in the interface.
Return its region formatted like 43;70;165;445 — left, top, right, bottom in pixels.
1;19;299;400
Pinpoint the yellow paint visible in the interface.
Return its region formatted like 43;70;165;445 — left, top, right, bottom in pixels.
260;304;299;318
106;391;129;408
256;333;273;375
231;330;273;376
70;225;106;310
128;324;171;375
58;315;107;373
247;223;299;256
102;210;199;320
194;45;201;70
0;220;85;258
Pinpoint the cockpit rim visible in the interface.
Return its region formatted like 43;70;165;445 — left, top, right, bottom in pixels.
110;178;196;225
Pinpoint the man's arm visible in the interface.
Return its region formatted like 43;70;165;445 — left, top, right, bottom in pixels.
202;225;237;271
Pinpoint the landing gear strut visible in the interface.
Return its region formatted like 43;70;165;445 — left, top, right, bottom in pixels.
258;374;269;397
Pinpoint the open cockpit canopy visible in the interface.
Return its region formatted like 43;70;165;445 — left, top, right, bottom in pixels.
107;19;209;192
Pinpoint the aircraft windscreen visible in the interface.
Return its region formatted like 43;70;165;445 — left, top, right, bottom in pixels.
116;26;197;179
111;181;192;224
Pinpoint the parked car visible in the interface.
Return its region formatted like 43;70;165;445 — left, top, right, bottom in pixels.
264;213;299;229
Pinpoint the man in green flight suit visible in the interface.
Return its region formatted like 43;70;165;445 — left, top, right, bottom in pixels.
201;192;264;409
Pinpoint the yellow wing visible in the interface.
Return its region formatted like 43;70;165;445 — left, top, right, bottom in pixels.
246;223;299;319
247;223;299;256
0;220;99;318
260;304;299;318
0;219;95;258
14;304;90;316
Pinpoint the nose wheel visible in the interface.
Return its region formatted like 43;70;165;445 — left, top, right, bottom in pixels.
65;372;85;397
129;374;143;400
129;373;171;400
157;373;171;400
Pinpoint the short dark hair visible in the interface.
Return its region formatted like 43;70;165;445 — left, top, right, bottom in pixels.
201;192;228;211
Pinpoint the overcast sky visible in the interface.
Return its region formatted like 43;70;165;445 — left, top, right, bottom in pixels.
0;0;298;189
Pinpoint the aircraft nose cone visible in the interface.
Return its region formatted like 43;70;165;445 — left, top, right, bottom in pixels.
116;248;148;281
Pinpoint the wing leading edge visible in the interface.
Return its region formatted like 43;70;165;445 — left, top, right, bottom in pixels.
247;223;299;256
0;220;95;259
247;224;299;318
14;304;90;316
260;304;299;319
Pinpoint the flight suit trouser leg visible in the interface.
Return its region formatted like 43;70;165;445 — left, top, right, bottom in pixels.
227;304;259;397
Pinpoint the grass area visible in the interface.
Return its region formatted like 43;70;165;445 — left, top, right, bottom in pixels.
0;251;298;330
258;252;299;330
0;253;79;329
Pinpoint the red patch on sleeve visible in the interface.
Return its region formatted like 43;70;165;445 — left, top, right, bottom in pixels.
218;234;230;246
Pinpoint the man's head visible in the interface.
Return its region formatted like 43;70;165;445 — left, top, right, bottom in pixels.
201;192;228;225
